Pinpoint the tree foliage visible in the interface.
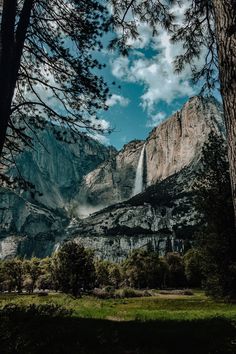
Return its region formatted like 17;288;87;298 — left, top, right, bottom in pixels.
110;0;218;90
123;249;169;289
193;133;236;298
110;0;236;223
52;242;95;297
0;0;111;182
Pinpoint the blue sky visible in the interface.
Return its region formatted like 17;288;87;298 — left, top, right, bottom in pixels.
90;3;221;150
93;25;202;149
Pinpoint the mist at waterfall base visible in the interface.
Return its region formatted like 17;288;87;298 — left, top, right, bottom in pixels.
132;144;146;196
73;144;146;219
77;204;106;219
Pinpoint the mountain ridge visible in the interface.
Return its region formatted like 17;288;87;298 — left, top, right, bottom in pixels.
0;95;225;260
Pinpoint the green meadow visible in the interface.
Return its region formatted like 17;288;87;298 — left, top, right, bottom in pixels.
0;291;236;353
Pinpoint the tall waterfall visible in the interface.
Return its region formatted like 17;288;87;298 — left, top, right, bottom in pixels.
132;143;146;196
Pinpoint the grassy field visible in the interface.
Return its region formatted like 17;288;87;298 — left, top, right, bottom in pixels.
0;291;236;353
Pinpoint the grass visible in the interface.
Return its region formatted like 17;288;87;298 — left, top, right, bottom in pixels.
0;291;236;353
1;290;236;321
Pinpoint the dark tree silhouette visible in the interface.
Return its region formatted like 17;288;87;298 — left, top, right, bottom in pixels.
193;133;236;298
110;0;236;224
0;0;111;178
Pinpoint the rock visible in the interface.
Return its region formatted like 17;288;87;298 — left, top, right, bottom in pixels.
0;95;226;260
66;96;226;261
0;130;116;258
78;96;224;208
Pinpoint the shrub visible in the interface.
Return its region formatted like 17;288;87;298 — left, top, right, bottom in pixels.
116;288;145;298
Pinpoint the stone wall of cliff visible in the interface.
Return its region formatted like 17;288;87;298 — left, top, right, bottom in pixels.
0;96;226;260
78;96;224;209
0;130;116;248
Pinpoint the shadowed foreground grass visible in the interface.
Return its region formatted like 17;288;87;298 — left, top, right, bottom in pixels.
0;292;236;353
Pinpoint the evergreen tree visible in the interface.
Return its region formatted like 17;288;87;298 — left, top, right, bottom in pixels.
194;133;236;298
184;249;202;288
95;259;110;288
165;252;186;288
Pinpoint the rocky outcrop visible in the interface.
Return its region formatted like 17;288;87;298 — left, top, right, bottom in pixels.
78;96;224;208
0;96;226;260
77;140;143;208
0;130;116;251
68;164;198;260
7;130;116;210
65;96;226;260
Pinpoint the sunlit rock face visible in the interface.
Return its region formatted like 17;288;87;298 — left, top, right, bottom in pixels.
0;95;226;260
78;96;224;208
145;96;224;185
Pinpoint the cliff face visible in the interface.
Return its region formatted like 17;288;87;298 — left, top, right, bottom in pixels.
0;96;226;260
77;140;143;208
68;165;198;261
66;96;226;261
145;96;223;184
8;130;116;210
78;96;224;209
0;130;116;249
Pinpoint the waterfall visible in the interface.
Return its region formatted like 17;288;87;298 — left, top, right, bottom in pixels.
132;143;146;196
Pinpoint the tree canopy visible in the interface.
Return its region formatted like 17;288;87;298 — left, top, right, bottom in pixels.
110;0;236;224
0;0;111;180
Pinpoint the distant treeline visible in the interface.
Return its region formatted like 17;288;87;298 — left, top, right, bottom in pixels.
0;241;203;297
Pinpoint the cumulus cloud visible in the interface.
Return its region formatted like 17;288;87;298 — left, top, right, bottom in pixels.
111;56;130;78
146;112;167;128
106;94;130;107
110;2;204;114
91;133;110;145
111;30;197;112
87;116;111;145
88;115;110;131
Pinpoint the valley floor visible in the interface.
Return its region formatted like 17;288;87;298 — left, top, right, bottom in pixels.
0;291;236;353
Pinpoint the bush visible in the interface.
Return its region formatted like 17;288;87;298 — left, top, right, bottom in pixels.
0;303;72;317
116;288;150;298
92;287;115;299
159;289;194;296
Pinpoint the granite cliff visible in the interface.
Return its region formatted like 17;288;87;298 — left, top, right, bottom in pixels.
77;96;224;209
0;130;116;257
0;96;225;260
67;96;225;260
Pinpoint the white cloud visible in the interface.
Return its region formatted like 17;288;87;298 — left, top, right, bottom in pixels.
106;94;130;107
111;56;130;78
146;112;166;128
110;2;204;114
89;116;110;131
90;132;110;145
111;30;197;112
87;116;111;145
126;22;154;49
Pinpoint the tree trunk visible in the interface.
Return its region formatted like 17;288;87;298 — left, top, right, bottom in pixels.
0;0;17;157
0;0;34;158
213;0;236;226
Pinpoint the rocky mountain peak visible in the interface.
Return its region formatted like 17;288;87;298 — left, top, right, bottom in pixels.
0;96;226;260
